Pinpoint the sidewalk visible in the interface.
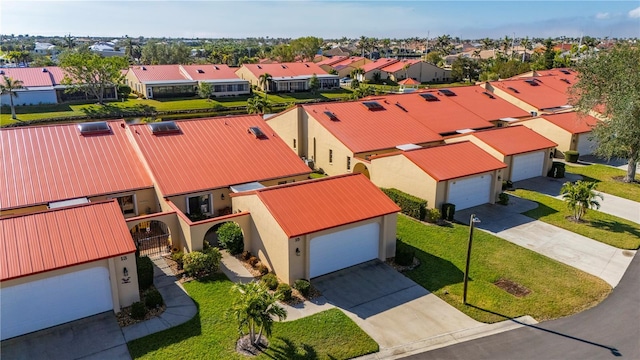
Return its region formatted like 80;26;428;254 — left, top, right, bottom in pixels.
553;191;639;224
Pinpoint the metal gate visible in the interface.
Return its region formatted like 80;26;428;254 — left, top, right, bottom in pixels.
130;220;170;257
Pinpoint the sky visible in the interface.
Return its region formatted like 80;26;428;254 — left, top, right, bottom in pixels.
1;0;639;40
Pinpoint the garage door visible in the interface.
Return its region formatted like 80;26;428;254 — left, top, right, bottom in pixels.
1;266;113;340
511;151;545;182
447;174;492;210
310;222;379;278
577;133;597;155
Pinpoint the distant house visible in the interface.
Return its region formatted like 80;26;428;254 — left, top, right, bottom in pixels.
356;58;450;83
317;56;371;78
323;46;351;57
32;42;58;55
125;64;250;99
89;42;125;57
235;62;339;93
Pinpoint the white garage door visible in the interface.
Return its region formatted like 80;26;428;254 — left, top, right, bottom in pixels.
447;174;492;210
511;151;545;182
310;222;379;278
577;133;597;155
1;266;113;340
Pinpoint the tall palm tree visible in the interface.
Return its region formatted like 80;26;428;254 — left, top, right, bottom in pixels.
560;180;603;221
258;73;272;97
1;76;25;120
63;34;75;49
520;36;531;62
402;63;411;80
358;35;367;57
502;35;512;54
382;38;391;58
246;96;272;114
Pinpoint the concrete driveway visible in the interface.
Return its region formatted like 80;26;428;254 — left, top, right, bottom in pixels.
0;312;130;360
454;194;635;287
312;260;483;349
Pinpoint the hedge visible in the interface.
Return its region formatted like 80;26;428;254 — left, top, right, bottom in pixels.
381;188;427;221
136;256;154;291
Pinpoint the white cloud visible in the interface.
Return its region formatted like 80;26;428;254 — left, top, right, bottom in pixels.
629;6;640;18
596;12;610;19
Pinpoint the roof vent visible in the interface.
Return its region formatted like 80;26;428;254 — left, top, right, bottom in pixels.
141;66;146;70
419;93;439;102
362;101;385;111
395;102;408;112
42;68;48;73
438;89;456;96
77;121;112;136
560;78;571;84
148;121;181;135
481;91;495;99
507;86;520;93
214;66;219;70
257;65;262;69
304;64;310;67
197;69;204;73
324;111;339;121
525;79;539;86
0;70;4;75
559;69;571;75
530;111;538;117
281;65;287;69
249;126;267;139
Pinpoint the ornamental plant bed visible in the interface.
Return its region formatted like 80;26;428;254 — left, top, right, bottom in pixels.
163;254;197;283
116;285;166;327
493;278;531;298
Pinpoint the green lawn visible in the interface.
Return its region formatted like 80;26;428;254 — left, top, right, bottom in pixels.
127;273;377;360
565;164;640;202
397;216;611;324
510;189;640;250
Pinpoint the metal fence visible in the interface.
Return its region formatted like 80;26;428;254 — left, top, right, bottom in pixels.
130;221;170;257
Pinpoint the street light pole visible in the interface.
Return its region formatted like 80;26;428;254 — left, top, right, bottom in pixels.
463;214;480;305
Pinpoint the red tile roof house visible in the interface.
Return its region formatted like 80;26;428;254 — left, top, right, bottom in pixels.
235;62;339;93
437;85;531;125
445;126;558;182
369;141;507;211
127;115;313;252
0;67;118;105
511;112;600;156
317;56;371;78
231;174;400;283
125;64;250;99
355;58;450;83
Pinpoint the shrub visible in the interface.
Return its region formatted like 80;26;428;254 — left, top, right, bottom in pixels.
497;192;510;205
241;250;252;261
144;288;164;308
130;301;146;320
171;250;184;269
136;256;154;291
216;222;244;255
183;250;221;277
257;263;269;275
261;273;279;290
293;279;311;297
425;208;441;223
564;150;580;163
248;256;260;267
381;188;427;221
395;245;415;266
276;283;292;301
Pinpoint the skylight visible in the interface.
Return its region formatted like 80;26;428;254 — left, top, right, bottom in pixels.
395;102;408;112
438;89;456;96
481;91;495;99
524;79;539;86
77;121;111;136
560;78;571;84
419;93;439;102
507;86;520;93
257;65;262;69
148;121;181;135
197;69;204;74
559;69;571;75
249;126;267;139
362;101;385;111
323;111;339;121
214;66;219;70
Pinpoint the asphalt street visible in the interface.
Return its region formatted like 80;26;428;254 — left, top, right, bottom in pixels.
403;252;640;360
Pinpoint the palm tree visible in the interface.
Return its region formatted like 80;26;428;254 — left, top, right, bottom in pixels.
63;34;76;49
350;67;365;82
501;36;512;54
246;96;272;114
258;73;272;97
358;35;367;57
228;282;287;346
1;76;25;120
520;36;532;62
560;180;603;221
402;63;411;80
382;38;391;58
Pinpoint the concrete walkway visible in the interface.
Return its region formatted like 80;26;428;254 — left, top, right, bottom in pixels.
121;257;197;342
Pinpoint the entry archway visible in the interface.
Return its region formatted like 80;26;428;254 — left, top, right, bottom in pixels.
130;220;171;257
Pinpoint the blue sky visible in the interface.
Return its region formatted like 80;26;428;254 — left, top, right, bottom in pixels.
2;1;639;39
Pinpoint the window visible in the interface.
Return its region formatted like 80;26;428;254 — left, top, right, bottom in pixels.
278;181;287;185
114;194;137;216
187;194;211;215
362;101;385;111
329;149;333;163
419;93;439;102
347;156;351;170
293;138;297;148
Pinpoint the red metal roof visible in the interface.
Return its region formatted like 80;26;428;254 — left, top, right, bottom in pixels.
360;58;399;73
0;200;136;281
332;56;367;68
470;126;558;155
380;59;421;73
0;67;56;87
239;62;330;78
491;77;569;109
1;121;153;210
301;100;443;153
180;64;242;81
128;65;189;82
366;92;495;134
316;56;348;66
247;174;400;238
129;116;311;196
401;142;507;181
443;85;531;121
398;78;420;85
540;112;599;134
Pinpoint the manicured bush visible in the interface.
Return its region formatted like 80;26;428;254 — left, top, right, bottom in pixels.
497;192;510;205
183;249;221;277
276;283;292;301
131;301;147;320
395;245;415;266
216;222;244;255
425;208;441;223
248;256;260;267
261;273;279;290
144;288;164;308
564;150;580;163
381;188;427;221
171;250;184;269
294;279;311;297
136;256;154;291
257;263;269;275
241;250;252;261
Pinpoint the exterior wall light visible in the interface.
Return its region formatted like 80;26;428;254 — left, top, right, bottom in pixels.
296;248;301;256
123;267;129;277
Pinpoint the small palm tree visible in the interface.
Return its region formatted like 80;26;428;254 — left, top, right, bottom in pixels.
403;63;411;80
1;76;25;120
247;96;272;114
560;180;603;221
228;281;287;347
258;73;272;97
